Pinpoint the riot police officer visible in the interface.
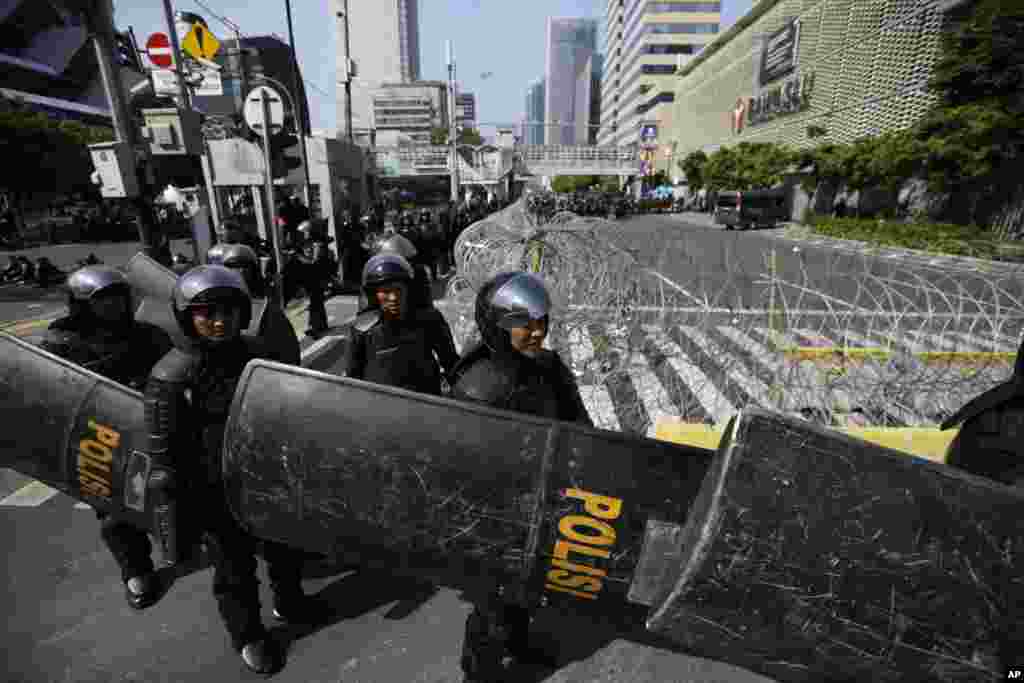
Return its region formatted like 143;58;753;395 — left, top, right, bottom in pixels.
296;219;332;337
374;233;432;308
344;253;458;396
40;266;174;611
206;243;300;366
144;266;313;674
449;271;592;682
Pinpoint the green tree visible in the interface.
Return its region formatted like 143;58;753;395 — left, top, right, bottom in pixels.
679;150;708;190
929;0;1024;113
735;142;795;190
551;175;601;193
431;126;487;146
0;94;114;227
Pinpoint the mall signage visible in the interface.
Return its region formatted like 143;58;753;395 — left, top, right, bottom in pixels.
760;19;800;86
747;71;814;126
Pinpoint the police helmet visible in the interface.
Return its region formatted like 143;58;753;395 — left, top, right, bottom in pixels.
297;218;327;241
475;271;552;353
216;219;247;245
172;265;252;337
362;253;415;289
207;243;258;271
66;265;131;303
375;234;418;260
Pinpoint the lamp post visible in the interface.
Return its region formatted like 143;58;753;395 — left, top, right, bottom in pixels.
446;40;459;204
282;0;312;206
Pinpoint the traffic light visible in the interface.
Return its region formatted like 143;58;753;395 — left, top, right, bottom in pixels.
114;30;143;71
268;128;303;181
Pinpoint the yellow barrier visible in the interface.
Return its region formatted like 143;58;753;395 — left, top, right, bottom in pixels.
655;417;958;464
780;347;1015;363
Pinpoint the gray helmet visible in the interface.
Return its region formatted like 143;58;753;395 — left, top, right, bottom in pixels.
475;271;552;353
171;265;252;338
376;233;418;260
207;243;258;270
66;265;130;302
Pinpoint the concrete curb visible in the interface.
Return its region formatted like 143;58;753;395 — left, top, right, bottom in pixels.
654;416;957;463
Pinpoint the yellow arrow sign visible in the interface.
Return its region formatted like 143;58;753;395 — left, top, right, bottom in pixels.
181;22;220;61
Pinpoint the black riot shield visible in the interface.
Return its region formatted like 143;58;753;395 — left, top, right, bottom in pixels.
645;408;1024;683
221;360;714;609
125;252;186;348
247;298;300;366
0;332;150;526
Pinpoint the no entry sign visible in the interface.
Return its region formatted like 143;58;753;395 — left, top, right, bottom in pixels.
145;33;174;69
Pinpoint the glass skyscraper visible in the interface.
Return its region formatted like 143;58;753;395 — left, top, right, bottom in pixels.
524;79;545;145
544;17;598;145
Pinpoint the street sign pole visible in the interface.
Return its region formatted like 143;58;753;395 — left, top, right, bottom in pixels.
261;90;285;310
160;0;191;108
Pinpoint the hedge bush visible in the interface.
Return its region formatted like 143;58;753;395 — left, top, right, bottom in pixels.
803;214;1021;260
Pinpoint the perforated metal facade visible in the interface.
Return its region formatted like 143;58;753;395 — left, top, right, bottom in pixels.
665;0;958;165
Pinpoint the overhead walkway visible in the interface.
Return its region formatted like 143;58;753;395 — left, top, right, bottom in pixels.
372;144;642;183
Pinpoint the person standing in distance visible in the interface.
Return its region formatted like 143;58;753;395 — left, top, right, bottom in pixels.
40;266;173;610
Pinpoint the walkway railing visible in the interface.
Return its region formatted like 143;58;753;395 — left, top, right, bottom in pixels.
372;144;641;180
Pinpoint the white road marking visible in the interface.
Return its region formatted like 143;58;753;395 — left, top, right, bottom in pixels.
567;326;620;432
0;480;60;507
646;327;735;425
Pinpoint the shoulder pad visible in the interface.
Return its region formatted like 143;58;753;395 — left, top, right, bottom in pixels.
940;379;1020;430
353;309;381;333
453;358;517;407
149;347;200;384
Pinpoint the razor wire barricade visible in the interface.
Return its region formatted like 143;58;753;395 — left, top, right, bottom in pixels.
442;195;1024;436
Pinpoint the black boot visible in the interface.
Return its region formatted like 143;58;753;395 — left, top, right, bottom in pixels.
240;638;282;675
123;572;161;610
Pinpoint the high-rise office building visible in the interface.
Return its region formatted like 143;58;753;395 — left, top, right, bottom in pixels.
598;1;720;147
524;79;545;145
456;92;476;130
544;17;598;145
371;81;448;145
333;0;421;143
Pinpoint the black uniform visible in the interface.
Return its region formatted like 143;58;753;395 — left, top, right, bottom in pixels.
345;307;459;396
296;222;332;335
146;338;302;651
345;254;459;396
451;342;592;427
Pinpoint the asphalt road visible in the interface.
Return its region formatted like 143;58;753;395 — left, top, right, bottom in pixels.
595;213;1024;338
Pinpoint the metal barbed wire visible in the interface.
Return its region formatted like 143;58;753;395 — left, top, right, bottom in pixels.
439;194;1024;436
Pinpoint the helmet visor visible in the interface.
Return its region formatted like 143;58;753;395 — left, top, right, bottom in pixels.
492;273;551;330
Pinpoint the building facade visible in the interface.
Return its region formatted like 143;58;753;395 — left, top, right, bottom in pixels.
544;17;598;145
523;78;545;145
597;1;721;148
664;0;968;171
0;0;147;127
332;0;421;143
371;81;447;146
456;92;476;130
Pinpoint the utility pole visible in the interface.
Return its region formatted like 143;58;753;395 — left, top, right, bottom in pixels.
283;0;312;206
446;40;459;204
88;0;161;261
160;0;191;108
340;0;354;144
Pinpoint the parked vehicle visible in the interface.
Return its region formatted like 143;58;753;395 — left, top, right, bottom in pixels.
713;188;788;230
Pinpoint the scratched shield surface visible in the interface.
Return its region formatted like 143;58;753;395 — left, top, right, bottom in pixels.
646;409;1024;683
223;360;556;572
222;360;716;607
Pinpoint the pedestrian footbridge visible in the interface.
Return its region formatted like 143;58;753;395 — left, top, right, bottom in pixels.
373;144;642;184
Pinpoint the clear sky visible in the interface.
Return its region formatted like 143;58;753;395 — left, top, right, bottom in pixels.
112;0;754;136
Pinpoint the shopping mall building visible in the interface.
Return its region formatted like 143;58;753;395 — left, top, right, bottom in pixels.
653;0;973;176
